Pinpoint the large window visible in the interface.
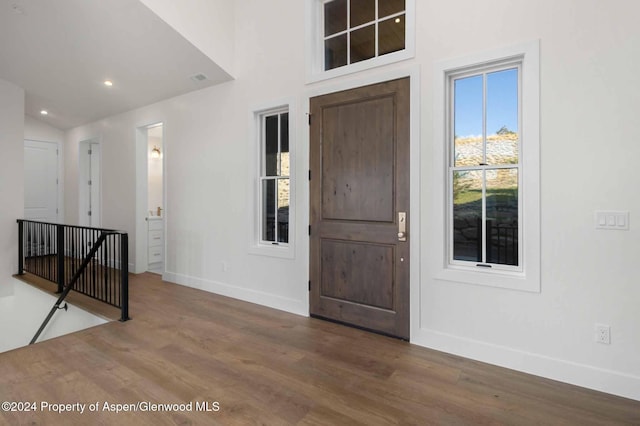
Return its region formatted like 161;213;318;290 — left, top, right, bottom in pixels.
305;0;415;82
260;110;290;245
450;64;521;270
434;41;540;292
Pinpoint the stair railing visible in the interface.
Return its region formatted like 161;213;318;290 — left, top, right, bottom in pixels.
17;220;130;344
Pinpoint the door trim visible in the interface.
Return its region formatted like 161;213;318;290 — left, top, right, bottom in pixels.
135;121;166;275
78;137;101;227
303;65;421;341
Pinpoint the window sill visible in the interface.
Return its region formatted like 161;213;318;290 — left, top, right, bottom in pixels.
248;243;295;259
306;49;415;84
435;266;540;293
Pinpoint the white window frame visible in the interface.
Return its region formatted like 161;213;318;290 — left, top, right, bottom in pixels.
248;101;296;259
433;40;540;292
305;0;416;83
448;62;523;272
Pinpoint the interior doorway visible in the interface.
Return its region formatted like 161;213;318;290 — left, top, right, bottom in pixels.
135;122;164;274
24;140;60;222
79;139;100;227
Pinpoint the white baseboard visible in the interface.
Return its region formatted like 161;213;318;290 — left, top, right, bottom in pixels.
412;328;640;402
163;271;308;317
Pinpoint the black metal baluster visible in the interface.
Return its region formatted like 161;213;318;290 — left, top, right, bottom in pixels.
113;234;117;305
56;224;64;293
112;234;116;305
17;220;24;275
120;233;129;321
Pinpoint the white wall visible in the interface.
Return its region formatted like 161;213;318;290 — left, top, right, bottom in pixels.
65;0;308;314
63;0;640;400
139;0;235;77
24;115;64;143
414;0;640;401
0;78;24;297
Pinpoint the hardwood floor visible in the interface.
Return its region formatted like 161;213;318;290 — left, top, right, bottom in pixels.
1;273;638;425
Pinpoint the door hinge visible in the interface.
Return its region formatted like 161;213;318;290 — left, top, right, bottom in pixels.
56;208;59;214
308;170;311;181
308;113;312;125
88;180;92;186
308;280;311;291
88;211;92;217
56;149;59;155
308;225;311;236
88;149;92;155
56;178;58;184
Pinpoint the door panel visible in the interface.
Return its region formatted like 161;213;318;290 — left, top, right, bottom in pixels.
310;77;410;339
321;97;395;222
320;239;394;310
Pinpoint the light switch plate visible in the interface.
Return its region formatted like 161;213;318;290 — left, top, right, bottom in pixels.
595;211;629;230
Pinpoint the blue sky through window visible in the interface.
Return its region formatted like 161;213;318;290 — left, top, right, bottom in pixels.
454;68;518;138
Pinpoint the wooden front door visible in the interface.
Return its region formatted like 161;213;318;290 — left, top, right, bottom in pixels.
309;78;410;339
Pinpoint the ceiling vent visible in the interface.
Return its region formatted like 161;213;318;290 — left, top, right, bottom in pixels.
10;3;25;14
190;73;209;83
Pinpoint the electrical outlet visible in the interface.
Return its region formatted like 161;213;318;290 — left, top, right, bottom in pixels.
595;324;611;344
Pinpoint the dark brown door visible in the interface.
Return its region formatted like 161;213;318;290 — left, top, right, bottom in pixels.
309;77;410;339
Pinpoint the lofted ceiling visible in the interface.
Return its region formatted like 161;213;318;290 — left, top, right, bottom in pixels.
0;0;232;130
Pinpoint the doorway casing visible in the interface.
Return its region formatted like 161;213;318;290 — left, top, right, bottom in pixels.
135;122;165;274
78;138;101;227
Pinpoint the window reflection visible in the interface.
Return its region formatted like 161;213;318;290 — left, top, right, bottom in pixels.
323;0;406;71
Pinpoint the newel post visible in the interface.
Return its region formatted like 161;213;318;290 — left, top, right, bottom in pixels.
17;220;24;275
120;233;130;321
56;224;65;293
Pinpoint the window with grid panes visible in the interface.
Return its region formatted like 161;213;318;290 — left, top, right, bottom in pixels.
260;110;290;245
449;63;522;270
323;0;406;70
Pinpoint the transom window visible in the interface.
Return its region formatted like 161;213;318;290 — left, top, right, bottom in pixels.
260;110;290;245
323;0;406;70
449;63;522;270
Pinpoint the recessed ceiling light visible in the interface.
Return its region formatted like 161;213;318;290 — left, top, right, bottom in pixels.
104;80;113;87
40;110;48;115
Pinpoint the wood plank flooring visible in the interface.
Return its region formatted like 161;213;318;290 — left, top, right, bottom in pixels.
1;273;638;425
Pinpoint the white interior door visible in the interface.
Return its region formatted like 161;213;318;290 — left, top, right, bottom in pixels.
24;140;59;222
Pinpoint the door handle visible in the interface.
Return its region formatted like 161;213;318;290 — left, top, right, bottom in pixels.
398;212;407;241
